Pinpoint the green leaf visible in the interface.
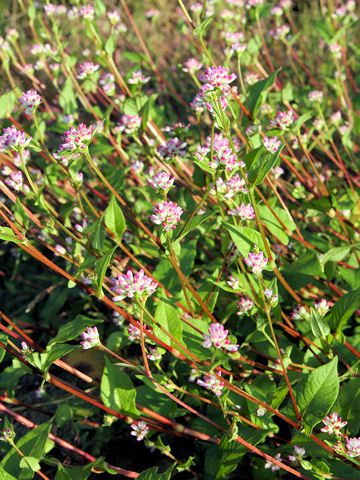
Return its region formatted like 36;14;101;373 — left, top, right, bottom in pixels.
44;344;80;370
333;379;360;433
295;357;339;435
292;112;313;132
14;198;29;230
224;223;274;268
0;227;24;244
247;70;278;117
123;98;139;115
94;0;106;15
104;34;116;55
48;315;103;347
1;421;52;480
90;217;106;254
141;93;159;130
154;297;184;348
137;465;175;480
258;204;296;246
193;15;214;36
0;466;17;480
328;287;360;334
104;195;126;243
59;77;77;115
175;209;218;241
94;246;117;298
101;356;139;417
0;90;16;119
320;245;353;265
309;307;330;338
19;457;40;472
248;145;284;186
54;464;72;480
55;404;73;428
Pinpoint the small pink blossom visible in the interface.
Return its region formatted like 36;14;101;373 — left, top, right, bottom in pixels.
128;70;150;85
289;445;306;462
182;58;202;74
244;251;268;275
112;269;158;301
237;296;254;315
199;66;237;93
202;323;239;351
5;171;28;192
271;111;294;130
76;62;100;80
263;136;281;153
291;304;310;321
227;275;240;289
321;413;347;436
115;114;142;135
308;90;323;103
78;5;95;20
157;138;187;160
80;327;100;349
197;372;225;397
149;201;183;232
107;10;121;24
18;90;41;115
345;437;360;457
314;299;329;317
228;203;255;220
0;126;32;152
147;170;175;191
130;421;149;441
265;453;282;472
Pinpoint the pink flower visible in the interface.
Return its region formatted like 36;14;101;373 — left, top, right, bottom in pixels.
288;445;306;462
80;327;100;349
112;269;158;301
308;90;323;103
202;323;239;351
78;5;95;20
291;304;310;321
130;421;149;441
227;275;240;289
195;133;244;172
271;166;284;179
147;170;175;191
345;437;360;457
263;136;281;153
127;323;152;341
321;413;347;436
149;201;183;232
107;10;121;24
157;138;187;160
18;90;41;115
182;58;202;74
244;251;268;275
0;126;32;152
271;111;294;130
115;114;142;134
237;297;254;315
197;372;225;396
55;123;93;163
128;70;150;85
314;299;329;317
228;203;255;220
76;62;100;79
265;453;282;471
199;66;237;93
225;174;248;197
5;171;28;192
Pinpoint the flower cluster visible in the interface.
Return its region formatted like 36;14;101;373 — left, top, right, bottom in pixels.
265;453;282;472
112;269;158;302
345;437;360;457
237;296;254;315
0;428;15;442
147;170;175;191
5;171;29;193
76;62;100;80
44;4;66;16
199;65;236;93
115;114;142;135
197;372;225;397
128;70;150;85
202;323;239;352
264;288;278;305
55;123;93;164
149;201;183;232
107;10;121;25
291;304;310;321
263;136;281;153
78;5;95;20
244;251;269;275
157;138;187;160
80;327;100;350
99;73;115;95
0;126;32;152
18;90;41;115
271;110;294;130
308;90;324;102
127;323;152;341
228;203;255;220
288;445;306;463
314;299;329;317
130;421;149;441
321;413;347;436
182;58;202;74
196;133;244;172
